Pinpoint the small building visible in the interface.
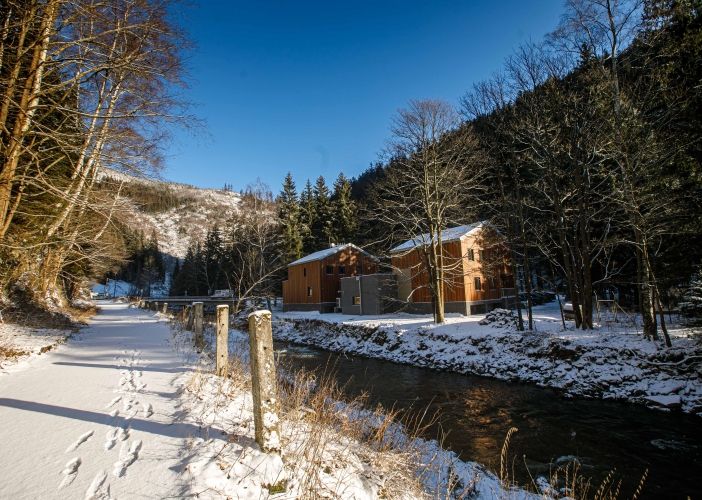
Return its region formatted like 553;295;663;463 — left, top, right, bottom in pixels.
282;244;378;313
390;222;514;315
340;274;400;315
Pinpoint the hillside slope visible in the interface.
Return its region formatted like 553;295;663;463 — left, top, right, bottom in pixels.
99;170;242;259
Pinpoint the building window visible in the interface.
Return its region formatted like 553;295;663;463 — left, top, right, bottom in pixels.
353;296;361;305
356;265;363;275
474;277;482;291
338;265;345;275
326;265;334;275
468;249;475;261
489;277;496;290
478;250;484;262
307;287;313;297
303;267;306;277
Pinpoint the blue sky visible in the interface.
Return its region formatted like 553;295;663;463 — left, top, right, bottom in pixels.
166;0;564;192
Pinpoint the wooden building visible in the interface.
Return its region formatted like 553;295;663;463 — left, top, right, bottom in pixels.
282;244;378;313
390;222;514;315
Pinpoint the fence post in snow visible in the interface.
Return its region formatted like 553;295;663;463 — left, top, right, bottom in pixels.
193;302;204;348
216;305;229;376
247;310;280;454
162;302;168;314
154;301;159;312
185;306;194;332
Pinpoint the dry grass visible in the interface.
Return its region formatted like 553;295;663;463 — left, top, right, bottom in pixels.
495;427;648;500
274;360;437;499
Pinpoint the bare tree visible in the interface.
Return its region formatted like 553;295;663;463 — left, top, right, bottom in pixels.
224;180;285;316
371;98;486;323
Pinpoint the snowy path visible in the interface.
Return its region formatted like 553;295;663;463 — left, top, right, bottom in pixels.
0;301;200;499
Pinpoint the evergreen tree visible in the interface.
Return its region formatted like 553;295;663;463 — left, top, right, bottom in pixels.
312;176;334;249
681;267;702;319
332;173;357;244
203;225;225;294
169;259;181;296
276;173;303;263
299;180;316;254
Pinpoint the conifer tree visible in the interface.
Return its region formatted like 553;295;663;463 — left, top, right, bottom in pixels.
276;173;303;263
681;267;702;320
204;225;225;294
312;176;334;249
300;180;316;254
332;173;357;244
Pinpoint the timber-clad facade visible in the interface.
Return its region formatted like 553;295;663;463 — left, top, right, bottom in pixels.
391;222;514;315
282;244;378;313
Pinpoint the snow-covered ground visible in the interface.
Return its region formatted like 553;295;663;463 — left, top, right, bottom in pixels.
92;281;136;298
274;302;702;415
0;301;540;499
0;302;200;498
0;323;69;370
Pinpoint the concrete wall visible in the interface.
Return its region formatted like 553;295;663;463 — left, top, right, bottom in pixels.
340;274;399;315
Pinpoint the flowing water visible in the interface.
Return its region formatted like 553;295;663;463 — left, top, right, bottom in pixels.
275;342;701;499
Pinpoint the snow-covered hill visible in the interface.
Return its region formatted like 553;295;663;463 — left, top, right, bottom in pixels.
100;169;242;259
126;185;241;259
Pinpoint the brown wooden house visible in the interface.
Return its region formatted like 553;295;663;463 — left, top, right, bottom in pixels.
390;222;514;315
282;244;378;313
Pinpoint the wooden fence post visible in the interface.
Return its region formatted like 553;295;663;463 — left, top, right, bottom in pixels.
193;302;204;348
216;305;229;376
185;305;193;330
248;310;280;454
162;302;168;314
154;301;159;312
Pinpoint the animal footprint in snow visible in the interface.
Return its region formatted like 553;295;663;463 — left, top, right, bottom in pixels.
58;457;81;489
143;403;153;418
105;397;121;409
105;428;118;451
65;430;93;453
112;440;142;478
117;419;131;441
85;470;113;500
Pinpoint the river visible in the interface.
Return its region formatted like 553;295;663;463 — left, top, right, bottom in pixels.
275;341;701;500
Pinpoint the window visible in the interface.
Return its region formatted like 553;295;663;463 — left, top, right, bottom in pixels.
338;265;346;275
478;250;484;262
489;277;496;290
303;267;306;277
468;249;475;261
356;265;363;275
307;286;313;297
474;277;482;291
326;265;334;275
353;296;361;305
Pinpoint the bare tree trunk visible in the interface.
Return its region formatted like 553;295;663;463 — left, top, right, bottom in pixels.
0;0;59;240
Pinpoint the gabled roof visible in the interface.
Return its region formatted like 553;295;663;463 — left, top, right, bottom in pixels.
288;243;377;266
390;221;492;253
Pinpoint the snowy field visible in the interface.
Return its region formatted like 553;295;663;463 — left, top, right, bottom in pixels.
275;301;702;415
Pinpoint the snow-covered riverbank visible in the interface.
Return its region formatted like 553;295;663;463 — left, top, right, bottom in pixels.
273;303;702;416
